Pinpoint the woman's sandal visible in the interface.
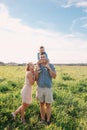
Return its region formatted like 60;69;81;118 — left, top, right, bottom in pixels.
11;112;16;120
21;118;26;124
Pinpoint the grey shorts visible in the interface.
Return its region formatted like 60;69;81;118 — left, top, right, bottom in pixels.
36;87;53;103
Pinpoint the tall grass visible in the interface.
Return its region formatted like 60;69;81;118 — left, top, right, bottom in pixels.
0;65;87;130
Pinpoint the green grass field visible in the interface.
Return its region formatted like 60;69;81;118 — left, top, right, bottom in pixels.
0;65;87;130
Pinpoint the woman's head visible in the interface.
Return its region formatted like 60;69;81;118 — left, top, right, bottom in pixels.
26;62;34;71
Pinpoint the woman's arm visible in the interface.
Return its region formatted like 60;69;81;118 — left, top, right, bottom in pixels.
34;69;39;81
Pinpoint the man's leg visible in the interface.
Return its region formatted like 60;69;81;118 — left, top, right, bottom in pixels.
40;102;45;121
45;103;51;122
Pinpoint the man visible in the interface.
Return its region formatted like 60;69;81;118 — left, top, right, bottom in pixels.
35;53;56;125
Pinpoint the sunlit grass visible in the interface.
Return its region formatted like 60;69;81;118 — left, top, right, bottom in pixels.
0;65;87;130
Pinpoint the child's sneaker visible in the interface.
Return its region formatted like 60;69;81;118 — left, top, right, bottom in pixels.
37;68;42;73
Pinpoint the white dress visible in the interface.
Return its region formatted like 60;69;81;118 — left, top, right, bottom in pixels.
21;71;32;104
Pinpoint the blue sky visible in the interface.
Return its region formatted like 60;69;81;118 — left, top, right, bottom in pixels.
0;0;87;63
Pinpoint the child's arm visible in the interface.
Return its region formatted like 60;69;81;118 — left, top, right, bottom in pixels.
37;53;40;60
45;52;48;60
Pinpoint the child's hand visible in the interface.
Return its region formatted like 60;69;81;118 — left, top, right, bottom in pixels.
37;60;43;65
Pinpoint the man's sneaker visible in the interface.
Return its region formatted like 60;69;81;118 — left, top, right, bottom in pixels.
11;112;16;120
46;121;50;125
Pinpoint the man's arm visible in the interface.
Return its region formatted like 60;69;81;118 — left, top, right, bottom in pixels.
46;63;56;79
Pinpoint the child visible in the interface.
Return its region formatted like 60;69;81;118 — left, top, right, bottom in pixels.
11;62;35;124
37;46;48;60
37;46;48;72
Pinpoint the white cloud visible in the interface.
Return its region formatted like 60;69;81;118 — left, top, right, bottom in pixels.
52;0;87;9
0;3;87;63
76;1;87;7
70;16;87;37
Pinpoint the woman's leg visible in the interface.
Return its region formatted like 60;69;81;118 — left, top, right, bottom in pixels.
20;103;29;119
14;105;22;115
13;103;29;121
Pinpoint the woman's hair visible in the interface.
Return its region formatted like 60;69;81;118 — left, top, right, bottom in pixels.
26;62;33;71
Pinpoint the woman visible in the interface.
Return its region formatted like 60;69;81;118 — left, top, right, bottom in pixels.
12;62;35;124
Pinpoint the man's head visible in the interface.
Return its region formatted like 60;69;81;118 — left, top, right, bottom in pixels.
40;54;48;64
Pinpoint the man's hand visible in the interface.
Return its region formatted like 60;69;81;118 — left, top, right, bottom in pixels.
45;63;51;70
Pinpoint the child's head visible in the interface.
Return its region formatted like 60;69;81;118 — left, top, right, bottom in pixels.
39;46;45;53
